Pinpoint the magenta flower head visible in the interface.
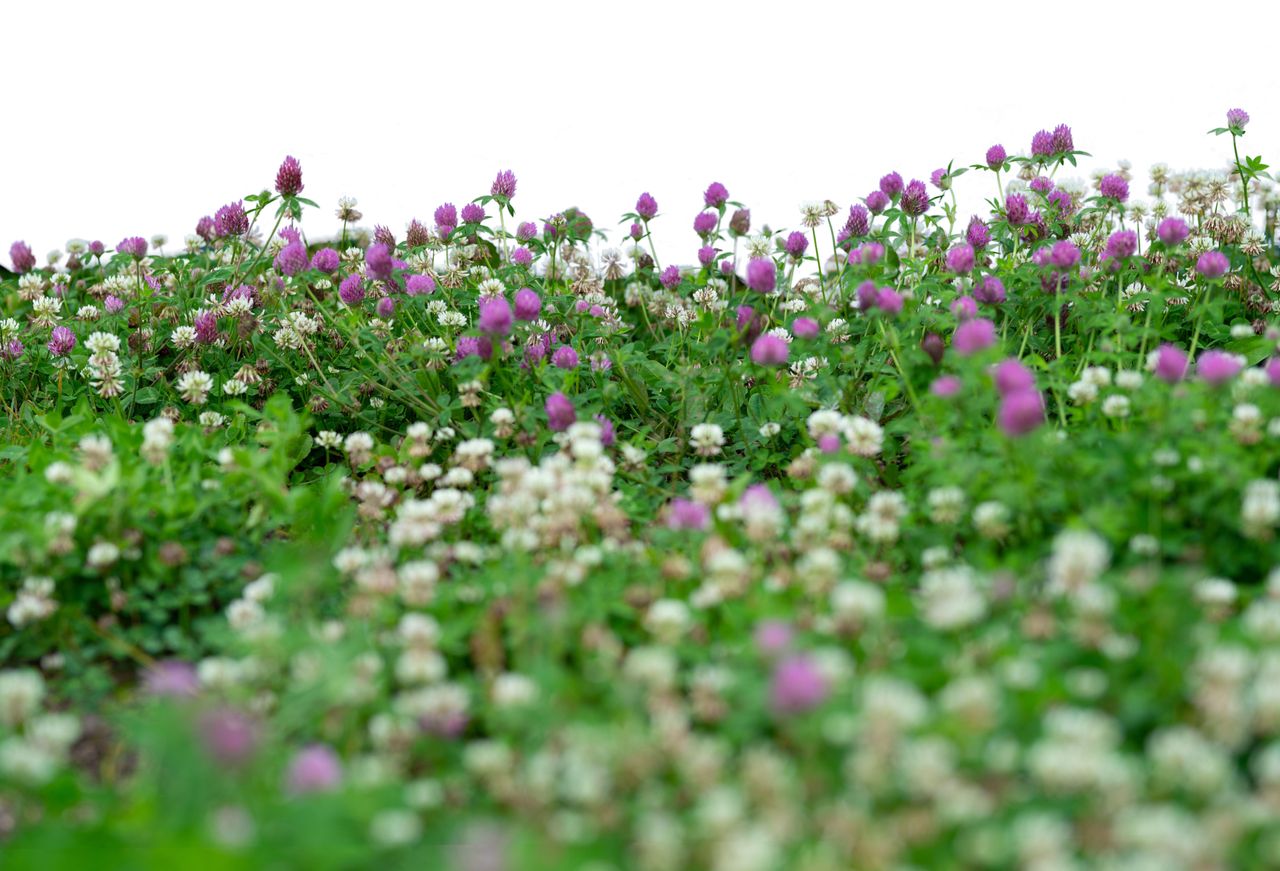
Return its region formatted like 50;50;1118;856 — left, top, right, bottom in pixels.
693;211;717;237
516;221;537;242
698;245;718;267
1031;129;1054;158
951;296;978;320
792;317;819;339
195;216;215;242
1265;357;1280;387
595;414;616;445
513;287;541;321
1197;350;1242;386
876;287;904;316
9;241;35;273
946;242;975;274
116;236;148;259
930;168;949;190
287;744;342;795
478;297;513;335
843;204;870;238
143;660;199;699
1104;230;1137;262
88;240;105;257
1156;217;1190;246
364;243;394;281
1029;175;1054;194
754;620;793;657
770;655;829;714
491;169;517;199
985;144;1007;169
552;344;579;369
47;326;76;357
1005;194;1029;225
1196;250;1230;279
746;257;777;294
434;203;458;238
953;318;997;355
376;297;396;318
636;192;658;221
992;358;1035;396
309;248;338;273
966;217;991;250
736;305;763;343
274;240;308;277
404;274;435;297
879;172;904;199
1153;343;1189;383
338;273;366;306
460;202;485;225
275;155;304;196
865;190;890;215
998;389;1045;436
545;392;576;431
974;275;1006;305
214;201;249;238
1050;240;1081;270
1099;174;1129;202
921;332;945;365
856;280;880;311
667;497;709;531
785;231;809;259
1226;108;1250;132
704;181;729;209
1052;124;1074;153
104;295;125;314
900;180;929;217
856;242;885;266
931;375;962;397
750;333;789;366
660;265;681;289
511;246;533;267
200;708;259;766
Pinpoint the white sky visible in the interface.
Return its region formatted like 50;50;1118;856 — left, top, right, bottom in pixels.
3;0;1277;269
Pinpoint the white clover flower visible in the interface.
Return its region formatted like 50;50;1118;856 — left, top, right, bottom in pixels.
842;415;883;457
1101;394;1131;418
690;423;725;457
175;369;213;404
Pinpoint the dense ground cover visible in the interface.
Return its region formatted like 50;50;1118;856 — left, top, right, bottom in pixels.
3;112;1280;868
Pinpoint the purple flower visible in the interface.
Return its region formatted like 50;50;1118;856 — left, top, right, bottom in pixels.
200;709;259;766
511;246;533;267
478;297;513;335
856;281;880;311
338;273;365;306
514;288;541;321
1099;174;1129;202
999;389;1045;436
629;222;643;241
213;201;249;238
552;345;579;369
595;414;615;445
406;274;436;296
456;336;490;361
116;236;148;259
1005;194;1029;225
695;245;716;267
900;180;929;217
1153;344;1189;383
636;192;658;221
194;310;218;344
1031;129;1054;158
287;744;342;794
274;240;308;276
922;332;945;365
966;217;991;250
365;243;395;282
1265;357;1280;387
1050;240;1081;269
1157;217;1190;246
746;258;777;294
878;172;903;198
754;620;793;656
1047;189;1075;217
876;287;904;316
516;221;537;242
461;202;485;224
1196;250;1230;279
1227;108;1250;131
953;318;997;355
842;205;870;238
931;375;962;397
142;660;199;698
275;155;304;196
985;144;1007;169
792;317;819;339
376;297;396;318
770;655;829;714
491;169;517;199
993;358;1035;396
946;243;975;274
9;241;35;273
310;248;339;273
660;265;681;289
736;305;762;343
951;296;978;320
1052;124;1074;153
104;295;125;314
195;217;215;242
702;181;730;210
729;208;751;237
817;433;841;453
434;203;458;238
406;219;431;248
785;231;809;258
750;334;789;366
1197;350;1242;385
865;190;890;214
930;168;949;190
545;392;576;431
1104;230;1137;262
667;497;709;531
1029;176;1054;194
47;326;76;357
693;211;717;237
